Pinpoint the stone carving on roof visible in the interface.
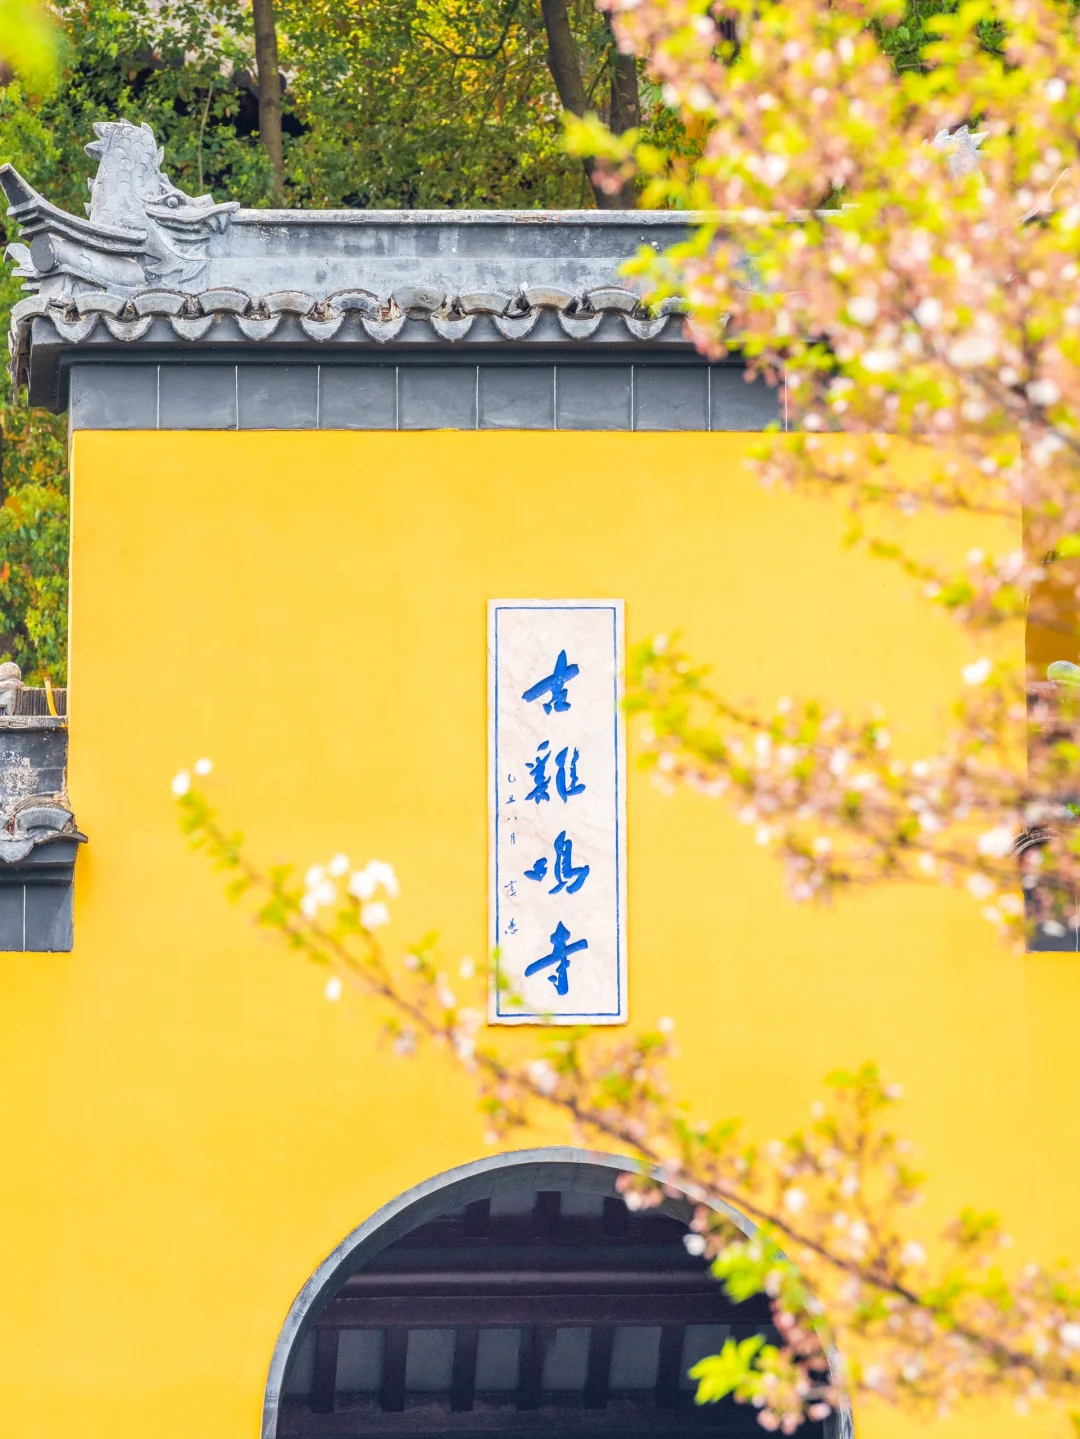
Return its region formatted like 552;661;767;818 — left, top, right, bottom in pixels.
931;123;988;179
0;662;23;716
3;119;238;293
0;120;700;400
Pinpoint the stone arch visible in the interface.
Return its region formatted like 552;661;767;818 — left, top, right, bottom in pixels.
262;1145;849;1439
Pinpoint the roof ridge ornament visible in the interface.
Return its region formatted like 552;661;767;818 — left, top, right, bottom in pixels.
0;120;702;404
1;118;238;293
931;123;988;178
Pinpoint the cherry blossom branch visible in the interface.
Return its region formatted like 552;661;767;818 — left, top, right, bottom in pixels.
175;770;1080;1429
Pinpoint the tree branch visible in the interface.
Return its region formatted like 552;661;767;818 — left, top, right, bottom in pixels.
179;791;1080;1406
416;0;522;62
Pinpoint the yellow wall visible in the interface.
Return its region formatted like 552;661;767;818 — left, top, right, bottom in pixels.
0;429;1071;1439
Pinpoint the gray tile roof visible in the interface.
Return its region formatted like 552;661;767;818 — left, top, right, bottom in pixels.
1;120;724;409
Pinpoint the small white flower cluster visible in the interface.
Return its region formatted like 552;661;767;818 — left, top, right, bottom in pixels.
977;824;1015;859
961;657;992;686
300;855;399;927
170;757;213;796
527;1058;558;1096
451;1007;483;1064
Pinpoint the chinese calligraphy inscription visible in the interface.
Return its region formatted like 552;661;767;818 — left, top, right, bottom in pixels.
489;601;627;1024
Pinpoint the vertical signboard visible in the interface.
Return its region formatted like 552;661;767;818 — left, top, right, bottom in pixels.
489;600;627;1024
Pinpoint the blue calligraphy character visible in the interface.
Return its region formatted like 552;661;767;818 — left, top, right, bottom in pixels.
549;831;589;895
524;857;549;881
504;880;517;898
524;921;588;996
506;918;519;935
525;741;552;803
522;650;580;714
555;746;586;801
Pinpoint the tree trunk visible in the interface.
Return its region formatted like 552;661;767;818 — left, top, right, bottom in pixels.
251;0;285;203
609;52;640;134
606;20;640;209
539;0;614;209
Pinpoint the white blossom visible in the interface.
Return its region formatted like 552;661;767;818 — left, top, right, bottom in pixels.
360;900;391;930
349;868;378;901
313;879;337;908
847;296;879;325
961;657;992;685
947;335;997;369
862;348;899;373
1026;378;1062;406
528;1059;557;1094
171;770;191;796
977;825;1015;858
913;297;942;328
366;860;400;898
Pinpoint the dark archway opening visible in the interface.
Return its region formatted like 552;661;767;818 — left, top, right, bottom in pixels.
266;1150;832;1439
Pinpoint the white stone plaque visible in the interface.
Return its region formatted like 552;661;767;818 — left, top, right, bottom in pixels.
488;600;627;1025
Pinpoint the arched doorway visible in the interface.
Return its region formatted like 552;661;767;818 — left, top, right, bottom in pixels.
264;1148;835;1439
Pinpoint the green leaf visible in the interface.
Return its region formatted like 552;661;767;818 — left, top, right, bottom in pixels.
690;1335;767;1404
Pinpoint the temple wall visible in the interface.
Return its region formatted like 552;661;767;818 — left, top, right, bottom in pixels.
0;426;1054;1439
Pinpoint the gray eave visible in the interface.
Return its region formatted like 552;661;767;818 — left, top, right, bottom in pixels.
1;122;729;411
9;208;714;411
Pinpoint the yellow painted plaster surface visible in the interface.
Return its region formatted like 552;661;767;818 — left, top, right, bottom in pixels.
0;430;1070;1439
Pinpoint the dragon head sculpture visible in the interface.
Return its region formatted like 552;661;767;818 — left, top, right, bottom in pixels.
0;118;239;292
83;119;238;282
